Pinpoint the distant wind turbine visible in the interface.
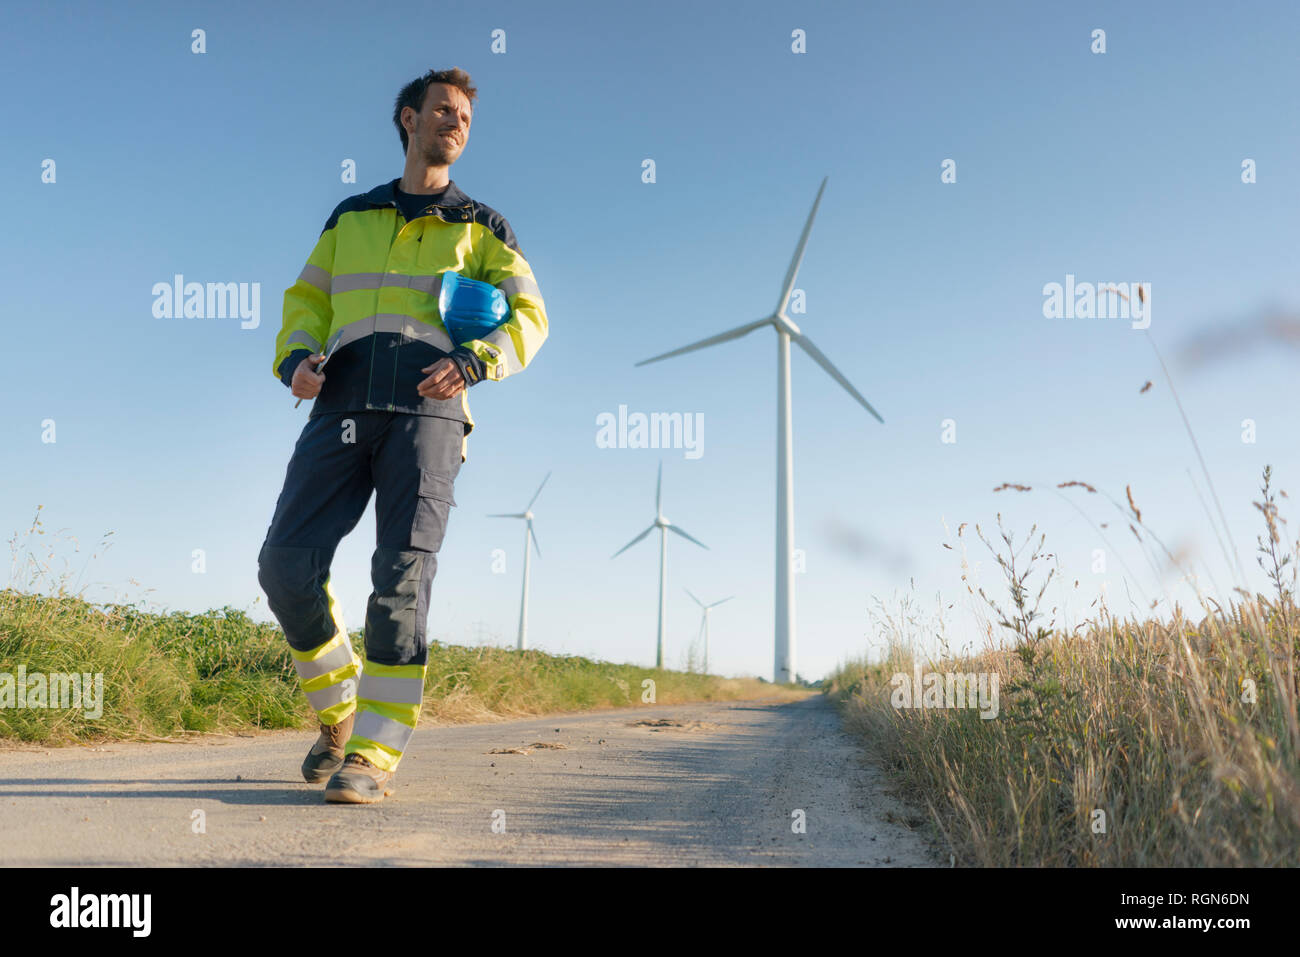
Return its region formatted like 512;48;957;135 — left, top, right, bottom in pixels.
636;176;884;684
612;463;708;669
685;588;733;674
488;471;550;651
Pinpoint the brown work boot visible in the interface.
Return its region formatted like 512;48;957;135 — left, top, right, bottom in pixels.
324;752;395;804
301;710;355;784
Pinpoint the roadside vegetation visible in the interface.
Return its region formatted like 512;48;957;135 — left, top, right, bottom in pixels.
0;510;797;746
828;466;1300;866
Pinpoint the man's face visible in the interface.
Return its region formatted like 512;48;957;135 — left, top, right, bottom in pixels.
405;83;471;166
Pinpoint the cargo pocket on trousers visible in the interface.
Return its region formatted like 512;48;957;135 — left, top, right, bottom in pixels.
410;469;457;552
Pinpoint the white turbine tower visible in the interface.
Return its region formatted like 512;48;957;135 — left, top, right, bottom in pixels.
636;176;884;684
685;589;733;675
612;463;708;669
488;471;550;651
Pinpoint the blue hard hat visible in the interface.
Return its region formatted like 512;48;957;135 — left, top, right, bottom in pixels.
438;270;511;346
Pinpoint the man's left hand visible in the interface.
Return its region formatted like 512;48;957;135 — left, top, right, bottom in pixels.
418;358;465;400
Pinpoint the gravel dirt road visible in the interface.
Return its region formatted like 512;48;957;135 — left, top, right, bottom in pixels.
0;694;939;866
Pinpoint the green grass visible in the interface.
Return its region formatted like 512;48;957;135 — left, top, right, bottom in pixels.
0;511;797;744
0;591;308;743
0;587;795;745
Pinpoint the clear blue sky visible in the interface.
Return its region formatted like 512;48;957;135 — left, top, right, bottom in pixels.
5;1;1300;680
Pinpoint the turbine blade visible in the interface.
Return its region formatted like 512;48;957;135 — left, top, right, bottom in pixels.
775;176;828;317
709;596;735;608
526;471;552;511
656;461;663;514
487;512;527;518
529;521;542;558
666;523;709;550
684;587;704;607
793;333;884;423
612;524;655;558
635;317;771;367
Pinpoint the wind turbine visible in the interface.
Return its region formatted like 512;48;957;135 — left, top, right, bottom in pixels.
488;471;550;651
636;176;883;684
612;463;708;669
685;589;733;674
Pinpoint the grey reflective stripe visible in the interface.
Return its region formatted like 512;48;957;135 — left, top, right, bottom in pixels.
331;272;386;295
411;275;441;296
331;313;455;353
377;314;454;350
478;326;524;376
307;679;355;713
498;274;542;301
293;640;355;683
298;264;331;294
358;673;425;705
331;316;376;352
388;273;443;296
331;272;444;297
353;710;416;752
286;329;322;353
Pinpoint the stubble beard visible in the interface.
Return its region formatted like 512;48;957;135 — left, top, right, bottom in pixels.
421;129;458;168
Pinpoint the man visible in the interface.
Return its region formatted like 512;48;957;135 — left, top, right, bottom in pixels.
257;68;548;804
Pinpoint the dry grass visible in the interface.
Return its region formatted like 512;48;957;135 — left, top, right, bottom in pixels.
827;467;1300;866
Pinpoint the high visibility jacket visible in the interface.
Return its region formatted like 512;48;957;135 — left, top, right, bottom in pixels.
271;178;548;435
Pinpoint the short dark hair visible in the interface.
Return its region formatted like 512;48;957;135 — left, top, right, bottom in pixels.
393;68;478;155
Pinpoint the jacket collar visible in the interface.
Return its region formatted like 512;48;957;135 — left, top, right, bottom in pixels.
365;177;472;210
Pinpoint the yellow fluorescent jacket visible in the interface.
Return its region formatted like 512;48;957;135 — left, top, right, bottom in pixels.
271;178;548;437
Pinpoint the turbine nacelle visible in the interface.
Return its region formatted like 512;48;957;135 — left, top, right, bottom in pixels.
685;588;734;611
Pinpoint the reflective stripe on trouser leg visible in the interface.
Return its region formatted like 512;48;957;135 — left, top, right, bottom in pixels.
288;575;360;726
345;661;427;772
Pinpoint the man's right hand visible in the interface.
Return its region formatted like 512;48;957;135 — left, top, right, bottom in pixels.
291;354;327;400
